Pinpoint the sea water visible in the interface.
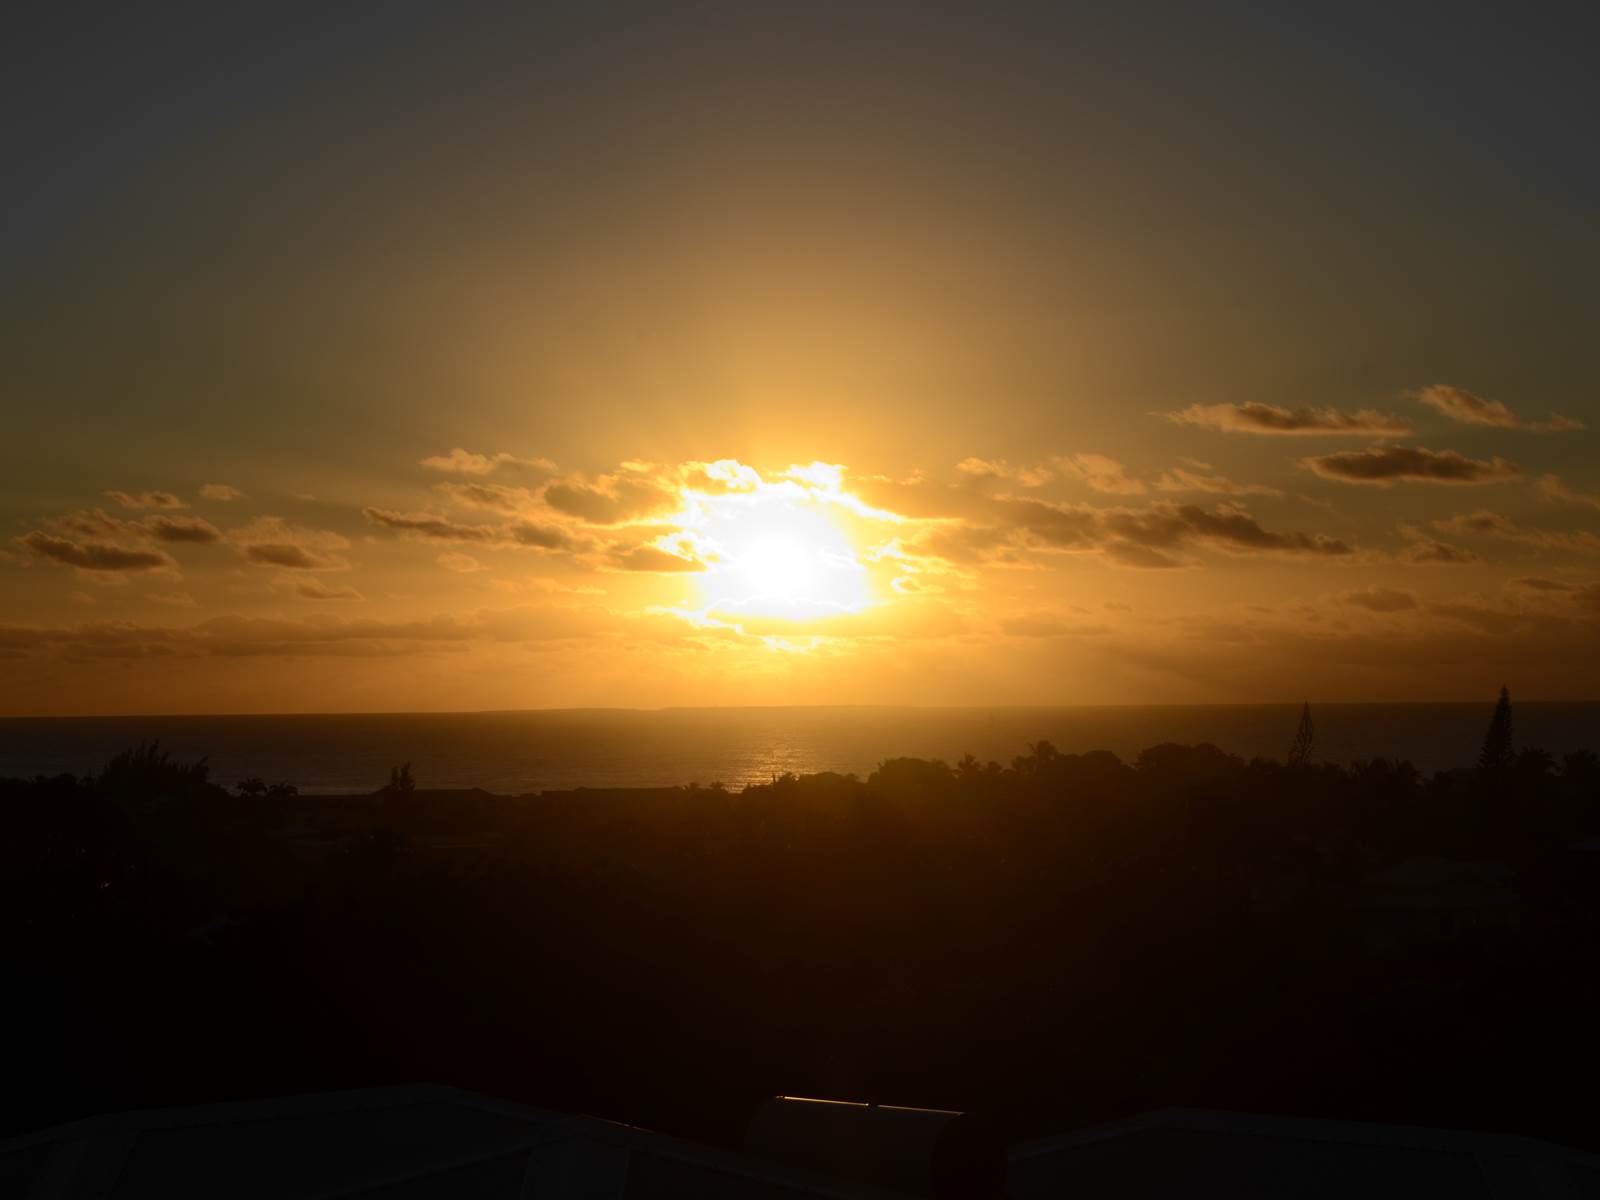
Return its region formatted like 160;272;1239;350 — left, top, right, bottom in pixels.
1;704;1596;794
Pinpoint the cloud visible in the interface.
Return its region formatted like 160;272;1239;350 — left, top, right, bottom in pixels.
1102;542;1186;569
510;523;580;551
1169;402;1412;436
198;484;247;501
1536;474;1600;511
854;473;1353;571
1433;510;1600;556
146;591;199;608
954;457;1055;487
420;447;556;475
1053;454;1146;495
607;545;706;573
363;508;587;555
435;481;541;514
1508;576;1576;592
682;459;767;494
1433;511;1520;538
245;544;335;569
230;517;351;571
293;579;364;601
363;508;503;542
1397;528;1479;565
45;508;222;547
953;454;1146;493
1337;586;1419;613
1302;445;1520;486
141;515;224;544
19;531;174;573
1100;503;1354;559
1414;384;1583;432
542;472;681;525
1155;465;1283;497
104;489;187;510
437;551;487;573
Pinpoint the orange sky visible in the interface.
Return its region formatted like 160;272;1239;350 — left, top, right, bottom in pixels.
4;428;1599;713
3;7;1597;713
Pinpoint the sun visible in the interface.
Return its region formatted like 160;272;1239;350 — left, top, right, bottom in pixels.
735;533;817;602
684;486;875;622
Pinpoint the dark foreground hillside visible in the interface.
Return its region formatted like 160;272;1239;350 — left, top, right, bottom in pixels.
6;735;1600;1158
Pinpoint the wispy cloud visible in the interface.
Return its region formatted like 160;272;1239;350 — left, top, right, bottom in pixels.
1414;384;1583;432
1053;453;1147;495
1433;510;1600;556
420;448;556;475
1536;473;1600;510
1168;402;1412;436
104;489;186;510
1336;585;1419;612
198;484;247;501
1155;462;1282;497
1396;526;1479;565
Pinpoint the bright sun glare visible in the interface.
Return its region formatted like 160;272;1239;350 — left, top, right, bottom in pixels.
674;471;876;624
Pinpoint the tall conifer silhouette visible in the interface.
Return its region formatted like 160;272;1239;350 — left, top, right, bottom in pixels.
1479;685;1514;773
1287;701;1315;768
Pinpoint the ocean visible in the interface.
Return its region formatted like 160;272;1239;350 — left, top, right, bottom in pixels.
0;703;1596;794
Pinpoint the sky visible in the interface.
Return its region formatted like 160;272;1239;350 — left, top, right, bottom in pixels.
3;2;1598;714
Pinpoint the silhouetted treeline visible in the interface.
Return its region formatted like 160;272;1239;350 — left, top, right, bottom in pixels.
6;732;1600;1162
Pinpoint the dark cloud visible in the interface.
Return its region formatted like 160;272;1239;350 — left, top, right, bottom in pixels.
1302;445;1520;486
363;508;502;542
47;508;221;546
510;523;579;551
142;515;224;544
104;489;187;510
19;531;172;572
295;580;364;601
1169;402;1412;436
1509;577;1575;592
1338;586;1419;612
363;508;585;554
855;475;1352;569
230;517;351;571
1096;504;1353;559
1414;384;1583;432
1161;504;1352;556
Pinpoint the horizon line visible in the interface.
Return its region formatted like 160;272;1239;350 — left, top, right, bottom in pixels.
4;697;1598;721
